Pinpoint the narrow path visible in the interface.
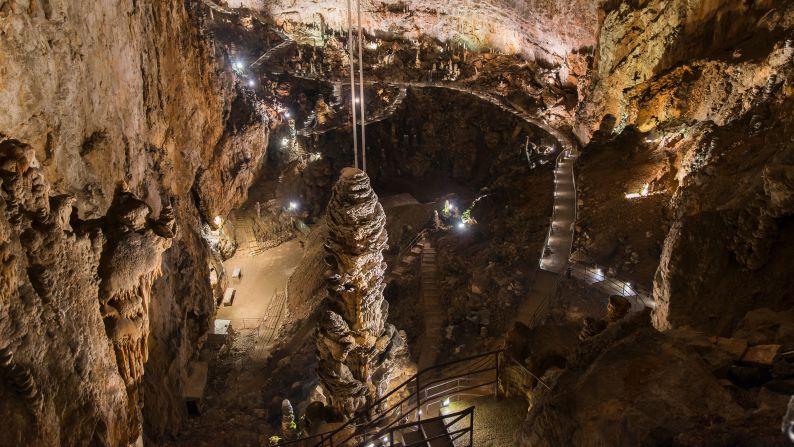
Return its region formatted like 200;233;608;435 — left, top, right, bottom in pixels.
417;240;444;371
568;263;654;312
539;151;577;274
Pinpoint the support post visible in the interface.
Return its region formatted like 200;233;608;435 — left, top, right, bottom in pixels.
495;351;501;399
415;375;422;422
468;409;474;447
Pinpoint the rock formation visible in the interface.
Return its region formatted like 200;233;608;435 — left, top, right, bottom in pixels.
316;168;408;418
97;183;176;436
0;1;272;443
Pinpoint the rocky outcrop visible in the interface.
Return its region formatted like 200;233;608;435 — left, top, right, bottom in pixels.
1;0;270;444
517;312;786;446
0;145;132;445
577;0;794;141
97;184;176;438
316;168;409;418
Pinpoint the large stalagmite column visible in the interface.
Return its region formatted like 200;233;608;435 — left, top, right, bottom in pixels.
317;168;408;419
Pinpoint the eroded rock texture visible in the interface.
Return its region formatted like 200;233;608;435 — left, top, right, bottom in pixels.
97;184;176;437
0;0;270;444
0;145;130;445
570;0;794;335
317;168;408;417
237;0;599;68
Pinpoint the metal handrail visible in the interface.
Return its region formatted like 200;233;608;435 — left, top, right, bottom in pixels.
364;407;475;447
276;350;503;447
568;262;654;310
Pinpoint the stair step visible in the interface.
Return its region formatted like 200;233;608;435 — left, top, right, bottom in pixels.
401;428;427;446
421;419;455;447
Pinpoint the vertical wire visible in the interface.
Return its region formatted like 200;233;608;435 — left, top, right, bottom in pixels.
346;0;358;168
356;0;366;172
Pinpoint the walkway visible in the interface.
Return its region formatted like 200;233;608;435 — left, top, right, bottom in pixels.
568;263;654;312
417;240;444;371
539;151;577;274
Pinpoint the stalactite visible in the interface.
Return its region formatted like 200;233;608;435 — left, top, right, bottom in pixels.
96;184;176;435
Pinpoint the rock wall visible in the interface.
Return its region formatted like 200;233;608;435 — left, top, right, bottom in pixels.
577;0;793;141
1;0;269;444
571;0;794;335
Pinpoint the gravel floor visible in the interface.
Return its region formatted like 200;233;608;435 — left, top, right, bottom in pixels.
444;396;528;447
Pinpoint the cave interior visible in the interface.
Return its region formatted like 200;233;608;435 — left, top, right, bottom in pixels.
1;0;794;446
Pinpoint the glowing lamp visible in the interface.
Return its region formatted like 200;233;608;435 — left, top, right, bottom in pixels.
248;79;256;87
288;201;299;210
213;215;222;226
281;138;289;146
442;398;450;407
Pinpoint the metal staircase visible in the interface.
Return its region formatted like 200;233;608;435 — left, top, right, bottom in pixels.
276;350;506;447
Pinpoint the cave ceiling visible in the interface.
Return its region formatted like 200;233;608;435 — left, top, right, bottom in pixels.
226;0;601;63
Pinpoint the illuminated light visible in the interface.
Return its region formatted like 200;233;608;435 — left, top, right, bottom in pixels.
442;398;450;407
417;410;422;416
248;79;256;87
284;110;291;118
382;436;389;443
355;97;360;104
366;41;378;50
288;201;299;210
281;138;289;146
213;215;222;226
457;222;466;230
233;61;243;70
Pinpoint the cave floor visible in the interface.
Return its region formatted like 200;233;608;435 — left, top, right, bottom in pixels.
216;239;303;327
445;396;528;447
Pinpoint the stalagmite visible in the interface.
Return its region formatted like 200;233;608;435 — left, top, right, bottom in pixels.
316;168;409;419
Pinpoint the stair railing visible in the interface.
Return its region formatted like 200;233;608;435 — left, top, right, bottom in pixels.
275;350;503;447
367;406;475;447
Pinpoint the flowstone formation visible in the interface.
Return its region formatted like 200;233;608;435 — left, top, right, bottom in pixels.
98;184;176;435
317;168;408;418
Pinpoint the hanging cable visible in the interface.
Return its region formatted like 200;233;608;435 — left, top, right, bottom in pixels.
346;0;358;169
356;0;367;172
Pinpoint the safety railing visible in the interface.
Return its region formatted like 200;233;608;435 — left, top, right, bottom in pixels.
392;226;434;268
275;350;504;447
568;262;654;311
230;317;264;330
359;407;475;447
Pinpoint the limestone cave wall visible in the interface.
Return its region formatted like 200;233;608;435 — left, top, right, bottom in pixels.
0;0;269;445
515;2;794;444
574;0;794;335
